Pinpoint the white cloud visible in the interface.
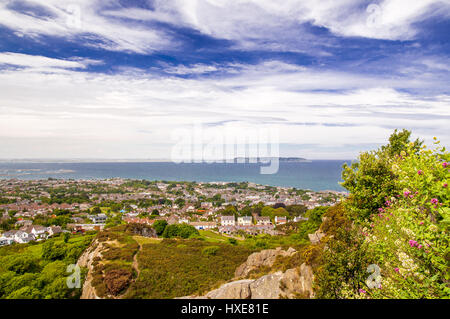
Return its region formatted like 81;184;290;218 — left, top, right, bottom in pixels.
0;0;174;53
0;52;101;72
0;55;448;159
103;0;450;49
2;0;448;55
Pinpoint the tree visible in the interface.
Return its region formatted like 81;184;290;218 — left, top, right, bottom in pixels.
161;224;199;239
42;241;66;261
63;232;70;243
341;129;422;221
261;206;274;218
91;206;102;215
381;129;422;157
153;220;168;236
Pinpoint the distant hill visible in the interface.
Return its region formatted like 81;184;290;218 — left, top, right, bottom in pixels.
233;157;308;163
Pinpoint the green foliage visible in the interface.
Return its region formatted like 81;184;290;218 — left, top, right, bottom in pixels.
91;206;102;215
315;227;373;299
124;239;253;298
0;234;94;299
152;220;168;236
315;132;449;299
285;204;308;217
162;224;199;239
381;129;422;157
306;206;328;225
341;130;419;221
202;246;220;256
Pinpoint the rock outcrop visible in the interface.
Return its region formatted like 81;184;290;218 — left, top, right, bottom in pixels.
235;247;297;278
308;230;325;244
180;247;314;299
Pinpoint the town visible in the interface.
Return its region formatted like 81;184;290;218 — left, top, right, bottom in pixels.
0;178;347;245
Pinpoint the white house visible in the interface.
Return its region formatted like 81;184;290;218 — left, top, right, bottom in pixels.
47;226;63;237
0;237;13;246
220;215;235;226
256;216;272;225
274;216;287;225
14;231;35;244
237;216;253;226
90;213;107;224
30;225;47;239
190;222;217;230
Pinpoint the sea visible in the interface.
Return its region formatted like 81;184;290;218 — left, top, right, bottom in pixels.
0;160;352;191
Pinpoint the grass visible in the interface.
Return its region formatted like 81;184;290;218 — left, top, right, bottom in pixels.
198;230;233;243
132;236;161;245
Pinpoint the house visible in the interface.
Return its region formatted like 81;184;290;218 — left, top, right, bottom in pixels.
189;222;217;230
237;216;253;226
218;225;237;234
293;216;308;222
21;225;47;239
15;219;32;227
0;237;13;246
90;213;107;224
255;216;271;225
220;215;235;226
201;202;213;209
47;226;63;237
123;217;155;226
2;230;18;240
274;216;287;225
67;223;105;232
14;230;35;244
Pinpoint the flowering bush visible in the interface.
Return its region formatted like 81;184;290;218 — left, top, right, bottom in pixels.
362;139;449;298
323;131;449;299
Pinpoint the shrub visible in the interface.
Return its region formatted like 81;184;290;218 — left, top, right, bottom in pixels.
202;246;220;256
152;220;168;236
104;268;133;296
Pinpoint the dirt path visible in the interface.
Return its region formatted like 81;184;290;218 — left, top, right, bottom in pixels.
132;241;142;278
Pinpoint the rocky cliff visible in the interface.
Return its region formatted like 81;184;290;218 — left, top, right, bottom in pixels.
77;239;104;299
179;247;315;299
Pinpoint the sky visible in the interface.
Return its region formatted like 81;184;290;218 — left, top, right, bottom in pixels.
0;0;449;160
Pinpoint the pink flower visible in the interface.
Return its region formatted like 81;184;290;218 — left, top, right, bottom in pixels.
443;162;448;168
359;289;366;294
431;198;439;205
418;245;423;249
417;170;423;175
403;191;410;197
444;183;448;188
419;221;424;225
378;208;385;212
394;268;399;273
409;240;418;247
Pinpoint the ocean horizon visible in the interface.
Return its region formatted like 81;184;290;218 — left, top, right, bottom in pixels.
0;160;352;191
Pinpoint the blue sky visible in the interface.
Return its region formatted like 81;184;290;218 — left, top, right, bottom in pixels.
0;0;449;160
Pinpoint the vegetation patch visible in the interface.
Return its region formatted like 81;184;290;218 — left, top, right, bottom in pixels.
124;239;254;298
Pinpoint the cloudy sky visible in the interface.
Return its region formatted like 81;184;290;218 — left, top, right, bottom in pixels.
0;0;449;160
